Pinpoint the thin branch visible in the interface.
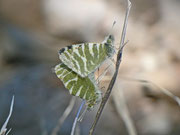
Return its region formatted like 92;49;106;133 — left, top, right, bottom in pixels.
119;76;180;106
89;0;132;134
71;100;86;135
0;96;14;135
51;97;76;135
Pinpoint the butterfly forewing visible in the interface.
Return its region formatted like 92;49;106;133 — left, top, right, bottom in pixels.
54;63;101;108
59;35;115;77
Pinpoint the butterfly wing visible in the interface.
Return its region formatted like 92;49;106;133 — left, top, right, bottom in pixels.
59;43;110;77
54;63;101;108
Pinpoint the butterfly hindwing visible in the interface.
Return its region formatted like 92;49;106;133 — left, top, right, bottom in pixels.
54;63;101;108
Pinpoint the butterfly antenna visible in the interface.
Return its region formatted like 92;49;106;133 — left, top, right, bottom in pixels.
108;21;116;36
96;64;112;84
102;21;116;44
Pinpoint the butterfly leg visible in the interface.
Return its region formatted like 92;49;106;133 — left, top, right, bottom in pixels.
110;58;116;66
96;64;112;86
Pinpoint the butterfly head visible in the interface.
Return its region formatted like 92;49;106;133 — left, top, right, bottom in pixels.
106;35;114;45
103;34;114;45
103;35;115;57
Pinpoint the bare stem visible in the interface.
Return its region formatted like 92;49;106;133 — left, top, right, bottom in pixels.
89;0;132;134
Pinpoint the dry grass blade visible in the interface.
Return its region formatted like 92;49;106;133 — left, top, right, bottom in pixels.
71;100;86;135
120;76;180;106
112;85;137;135
51;97;76;135
0;96;14;135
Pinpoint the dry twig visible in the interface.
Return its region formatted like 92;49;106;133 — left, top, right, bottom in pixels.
89;0;132;134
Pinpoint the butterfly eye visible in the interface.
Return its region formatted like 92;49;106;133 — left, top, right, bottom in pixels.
67;45;72;49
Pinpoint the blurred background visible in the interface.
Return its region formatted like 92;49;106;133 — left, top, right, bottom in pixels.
0;0;180;135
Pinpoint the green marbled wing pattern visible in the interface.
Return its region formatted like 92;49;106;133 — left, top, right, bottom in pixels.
58;35;115;77
54;63;102;108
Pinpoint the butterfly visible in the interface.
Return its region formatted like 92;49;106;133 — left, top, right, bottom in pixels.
54;63;102;108
58;35;115;77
